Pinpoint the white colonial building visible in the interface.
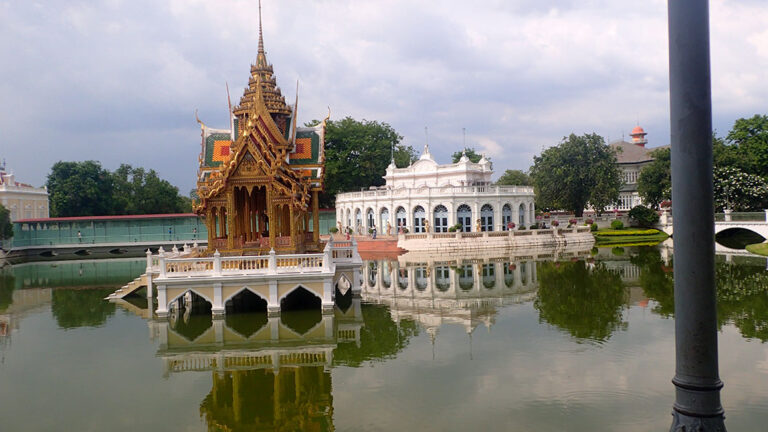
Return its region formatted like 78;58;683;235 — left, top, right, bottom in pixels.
0;163;49;221
335;145;536;234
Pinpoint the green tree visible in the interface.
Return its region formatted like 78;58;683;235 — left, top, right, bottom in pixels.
112;165;190;214
713;166;768;211
312;117;416;207
495;169;531;186
531;133;621;216
628;205;660;228
637;148;671;209
726;114;768;176
0;204;13;240
46;161;115;217
451;147;483;163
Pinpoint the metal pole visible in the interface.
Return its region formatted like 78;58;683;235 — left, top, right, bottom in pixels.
668;0;725;430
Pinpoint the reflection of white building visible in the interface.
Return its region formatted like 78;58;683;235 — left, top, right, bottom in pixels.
335;144;536;233
0;163;49;221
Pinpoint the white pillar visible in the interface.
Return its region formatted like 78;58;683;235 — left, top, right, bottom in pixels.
322;278;334;313
724;208;732;222
268;280;279;316
212;283;224;317
156;285;168;317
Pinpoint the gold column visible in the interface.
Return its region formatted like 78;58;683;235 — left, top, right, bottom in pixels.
268;188;276;249
244;188;251;242
312;190;320;243
226;190;235;250
207;209;215;246
289;204;295;248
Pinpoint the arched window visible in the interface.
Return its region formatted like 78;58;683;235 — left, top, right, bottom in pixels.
502;204;513;230
481;204;494;231
458;264;474;291
415;267;428;291
346;209;351;229
413;206;426;233
380;207;390;231
433;205;448;232
435;266;450;292
519;203;526;226
482;264;495;289
396;207;407;230
456;204;472;232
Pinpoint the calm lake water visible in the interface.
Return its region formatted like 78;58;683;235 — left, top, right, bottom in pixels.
1;247;768;431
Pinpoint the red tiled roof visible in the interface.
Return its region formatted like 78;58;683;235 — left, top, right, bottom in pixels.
15;213;200;223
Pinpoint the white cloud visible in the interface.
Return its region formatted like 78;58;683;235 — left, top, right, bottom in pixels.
0;0;766;192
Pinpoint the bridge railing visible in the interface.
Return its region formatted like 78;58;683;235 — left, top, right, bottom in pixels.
714;211;767;222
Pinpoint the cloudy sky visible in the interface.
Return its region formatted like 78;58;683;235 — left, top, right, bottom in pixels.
1;0;767;194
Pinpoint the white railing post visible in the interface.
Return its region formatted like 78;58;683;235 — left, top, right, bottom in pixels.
172;244;179;255
764;209;768;223
268;249;277;274
323;242;332;272
213;250;221;276
158;248;166;278
146;249;153;271
724;208;732;222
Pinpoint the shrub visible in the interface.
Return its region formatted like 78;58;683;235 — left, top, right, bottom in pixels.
610;219;624;230
585;218;594;225
590;247;599;255
590;223;598;232
368;228;374;234
529;223;538;230
346;227;353;234
518;225;526;230
448;226;457;232
402;227;409;233
551;220;560;227
569;218;577;225
329;227;339;234
611;247;625;256
628;205;660;228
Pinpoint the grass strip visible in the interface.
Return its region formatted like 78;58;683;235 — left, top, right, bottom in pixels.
745;242;768;256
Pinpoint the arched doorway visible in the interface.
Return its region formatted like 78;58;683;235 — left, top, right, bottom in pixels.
519;203;526;226
366;208;375;231
433;205;448;232
456;204;472;232
380;207;390;232
481;204;494;231
502;204;513;230
396;207;407;231
354;209;363;233
413;206;426;233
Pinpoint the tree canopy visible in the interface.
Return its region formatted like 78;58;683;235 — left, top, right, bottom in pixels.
637;148;671;209
46;161;191;217
310;117;416;207
531;133;621;216
637;115;768;211
495;169;531;186
451;147;483;163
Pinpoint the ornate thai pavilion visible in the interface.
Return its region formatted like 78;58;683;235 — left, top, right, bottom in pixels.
194;6;326;254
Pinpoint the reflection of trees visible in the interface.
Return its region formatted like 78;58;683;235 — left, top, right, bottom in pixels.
636;248;768;342
333;304;419;367
51;288;116;329
534;261;628;342
715;262;768;342
0;271;14;312
199;366;333;431
632;247;675;317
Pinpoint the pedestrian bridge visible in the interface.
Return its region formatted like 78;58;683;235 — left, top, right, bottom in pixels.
660;210;768;241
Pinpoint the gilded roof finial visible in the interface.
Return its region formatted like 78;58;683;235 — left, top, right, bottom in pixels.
258;0;264;54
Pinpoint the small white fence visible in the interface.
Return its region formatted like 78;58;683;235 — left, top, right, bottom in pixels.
150;238;359;279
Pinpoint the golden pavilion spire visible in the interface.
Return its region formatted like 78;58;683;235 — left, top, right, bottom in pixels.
257;0;267;68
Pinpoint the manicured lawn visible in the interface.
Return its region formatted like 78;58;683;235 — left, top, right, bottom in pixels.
745;242;768;256
594;227;669;246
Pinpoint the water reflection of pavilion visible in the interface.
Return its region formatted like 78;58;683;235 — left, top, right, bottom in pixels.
145;301;364;431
